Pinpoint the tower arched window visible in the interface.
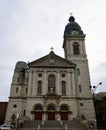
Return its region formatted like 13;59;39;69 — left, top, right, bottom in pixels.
61;81;66;95
37;81;42;95
48;75;55;93
73;42;80;55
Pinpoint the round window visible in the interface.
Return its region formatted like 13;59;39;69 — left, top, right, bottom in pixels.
61;74;65;77
80;103;84;107
38;73;42;77
13;104;17;108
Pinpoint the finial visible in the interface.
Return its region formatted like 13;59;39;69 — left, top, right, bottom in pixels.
69;13;75;22
70;13;73;16
50;47;54;51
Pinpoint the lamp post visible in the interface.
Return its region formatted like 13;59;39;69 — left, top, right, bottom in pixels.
10;114;16;128
89;82;102;97
16;113;20;130
89;82;102;129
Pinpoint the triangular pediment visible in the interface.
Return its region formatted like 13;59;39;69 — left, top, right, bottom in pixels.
28;51;76;68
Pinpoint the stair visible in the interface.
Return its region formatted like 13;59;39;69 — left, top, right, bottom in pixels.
19;120;42;130
62;120;81;128
19;120;87;130
40;120;65;130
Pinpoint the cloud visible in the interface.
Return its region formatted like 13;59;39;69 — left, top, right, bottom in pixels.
0;0;106;100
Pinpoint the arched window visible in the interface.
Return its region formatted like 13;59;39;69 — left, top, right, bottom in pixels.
37;81;42;95
61;81;66;95
35;105;43;111
73;42;80;55
48;75;55;93
48;106;55;111
60;106;68;111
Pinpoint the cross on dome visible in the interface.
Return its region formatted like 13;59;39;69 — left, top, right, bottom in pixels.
50;47;54;51
70;13;73;16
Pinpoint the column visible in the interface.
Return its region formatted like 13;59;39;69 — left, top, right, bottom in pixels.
43;71;47;95
32;71;37;96
56;71;60;95
43;102;47;121
27;71;32;96
70;40;73;55
67;71;71;96
56;102;60;120
71;70;76;96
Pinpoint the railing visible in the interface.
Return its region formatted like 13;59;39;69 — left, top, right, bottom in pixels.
16;120;104;130
16;128;106;130
17;128;90;130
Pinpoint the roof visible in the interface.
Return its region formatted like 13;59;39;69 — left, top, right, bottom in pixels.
94;92;106;100
28;51;76;68
15;61;29;72
64;16;85;37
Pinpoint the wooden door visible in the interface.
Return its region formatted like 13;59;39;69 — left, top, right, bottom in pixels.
48;112;55;120
35;112;42;120
61;112;68;120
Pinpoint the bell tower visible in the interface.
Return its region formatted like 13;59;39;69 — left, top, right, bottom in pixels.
63;15;91;97
63;16;86;61
63;15;96;124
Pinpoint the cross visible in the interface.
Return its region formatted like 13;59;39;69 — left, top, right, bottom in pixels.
50;47;54;51
70;13;73;16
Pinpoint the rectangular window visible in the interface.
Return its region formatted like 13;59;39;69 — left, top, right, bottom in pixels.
62;81;66;95
26;88;28;94
79;85;81;92
77;68;80;75
37;81;42;95
16;87;18;93
26;77;29;83
24;110;26;116
17;77;20;83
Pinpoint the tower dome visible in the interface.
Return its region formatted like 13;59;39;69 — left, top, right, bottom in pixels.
15;61;28;72
64;16;84;37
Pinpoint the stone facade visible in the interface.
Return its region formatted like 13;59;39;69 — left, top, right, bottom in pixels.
5;16;96;127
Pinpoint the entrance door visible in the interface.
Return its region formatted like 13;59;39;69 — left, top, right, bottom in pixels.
48;105;55;120
61;112;68;120
60;106;68;120
48;112;55;120
35;112;42;120
34;105;43;120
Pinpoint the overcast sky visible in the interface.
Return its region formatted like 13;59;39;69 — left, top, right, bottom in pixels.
0;0;106;101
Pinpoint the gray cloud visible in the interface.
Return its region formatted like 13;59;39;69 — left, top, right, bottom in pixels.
0;0;106;101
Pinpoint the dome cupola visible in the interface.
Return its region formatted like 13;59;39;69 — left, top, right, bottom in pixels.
64;16;84;37
15;61;29;72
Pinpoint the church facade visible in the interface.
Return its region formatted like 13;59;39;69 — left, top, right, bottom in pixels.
5;16;96;126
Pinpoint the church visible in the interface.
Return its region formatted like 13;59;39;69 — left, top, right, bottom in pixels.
5;15;96;127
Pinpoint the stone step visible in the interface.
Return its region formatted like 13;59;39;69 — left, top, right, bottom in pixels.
40;120;62;128
22;120;42;128
62;120;81;128
18;120;87;130
19;128;87;130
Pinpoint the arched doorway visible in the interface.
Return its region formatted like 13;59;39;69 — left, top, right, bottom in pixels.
34;105;43;120
60;106;68;120
48;105;55;120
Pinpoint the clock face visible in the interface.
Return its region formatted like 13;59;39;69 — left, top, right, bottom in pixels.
71;30;78;35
